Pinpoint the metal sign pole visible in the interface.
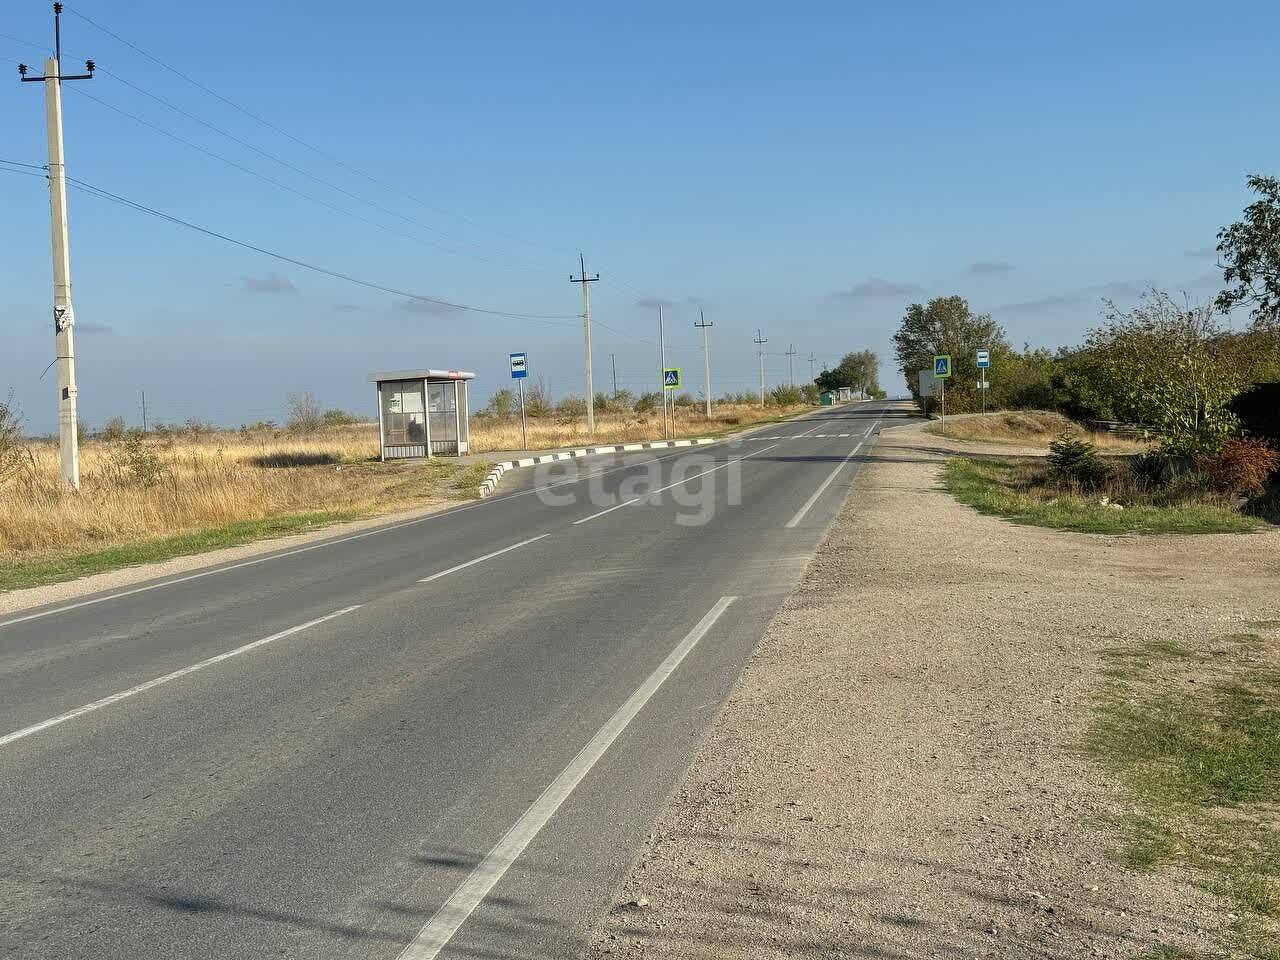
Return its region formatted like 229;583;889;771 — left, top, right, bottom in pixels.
519;379;527;451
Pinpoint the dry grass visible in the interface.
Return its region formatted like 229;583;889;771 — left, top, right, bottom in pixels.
928;410;1150;453
467;402;812;453
0;403;815;572
1;427;467;561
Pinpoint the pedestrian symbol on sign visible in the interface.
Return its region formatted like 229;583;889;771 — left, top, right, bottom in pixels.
934;355;952;378
663;368;681;389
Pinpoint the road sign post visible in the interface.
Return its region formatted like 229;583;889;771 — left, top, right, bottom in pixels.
511;352;529;450
933;355;951;421
976;349;990;414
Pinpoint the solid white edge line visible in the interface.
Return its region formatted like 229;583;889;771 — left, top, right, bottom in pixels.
0;605;362;749
418;534;551;583
394;596;738;960
784;441;865;529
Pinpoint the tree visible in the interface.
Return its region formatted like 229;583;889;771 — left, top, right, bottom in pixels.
1087;290;1241;453
286;391;323;432
893;296;1008;412
487;388;516;417
0;392;24;487
1215;174;1280;329
813;350;881;396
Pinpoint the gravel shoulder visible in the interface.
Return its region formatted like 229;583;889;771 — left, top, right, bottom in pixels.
589;420;1280;959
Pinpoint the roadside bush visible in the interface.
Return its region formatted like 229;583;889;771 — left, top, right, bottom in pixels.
800;384;819;404
0;392;24;487
612;389;636;411
1228;381;1280;445
635;392;660;414
100;416;127;441
487;388;516;418
768;384;803;406
1047;433;1110;490
104;432;167;488
524;383;551;417
593;392;612;413
287;392;323;433
320;409;361;427
673;392;695;408
1199;437;1280;498
556;395;587;418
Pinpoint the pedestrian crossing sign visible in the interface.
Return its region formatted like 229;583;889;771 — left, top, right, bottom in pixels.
663;368;681;389
933;355;952;379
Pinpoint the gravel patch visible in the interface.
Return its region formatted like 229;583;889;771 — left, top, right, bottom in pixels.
589;420;1279;959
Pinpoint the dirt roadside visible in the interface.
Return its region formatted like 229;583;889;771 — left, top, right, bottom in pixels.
589;420;1280;959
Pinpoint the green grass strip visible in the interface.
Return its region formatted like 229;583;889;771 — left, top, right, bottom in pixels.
0;510;365;593
942;458;1259;535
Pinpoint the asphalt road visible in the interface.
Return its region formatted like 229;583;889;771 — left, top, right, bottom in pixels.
0;400;909;959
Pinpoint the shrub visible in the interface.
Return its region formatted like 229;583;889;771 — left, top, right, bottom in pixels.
673;392;695;408
1199;437;1280;498
800;384;819;403
556;395;587;417
1228;381;1280;445
1047;433;1110;489
320;409;361;427
287;392;323;432
487;388;516;418
100;416;127;441
0;392;24;487
768;385;803;406
612;389;636;411
105;432;167;488
524;383;551;417
635;392;660;414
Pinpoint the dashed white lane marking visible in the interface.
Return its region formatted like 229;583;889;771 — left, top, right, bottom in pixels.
0;605;362;749
394;596;738;960
418;535;551;583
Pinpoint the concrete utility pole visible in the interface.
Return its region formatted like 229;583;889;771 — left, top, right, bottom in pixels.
694;310;713;418
569;254;599;432
19;3;95;490
785;344;797;388
657;305;670;439
754;330;768;407
610;353;617;398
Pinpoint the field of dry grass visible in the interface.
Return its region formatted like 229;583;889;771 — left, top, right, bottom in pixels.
468;402;812;453
926;410;1149;453
0;403;814;581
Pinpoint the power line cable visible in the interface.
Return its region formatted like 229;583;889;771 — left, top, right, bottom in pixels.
43;171;580;322
67;86;557;277
64;5;575;265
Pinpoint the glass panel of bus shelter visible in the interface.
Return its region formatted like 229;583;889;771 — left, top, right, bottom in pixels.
428;381;457;453
381;380;425;445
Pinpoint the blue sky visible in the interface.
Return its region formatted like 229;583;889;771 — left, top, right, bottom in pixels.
2;0;1276;431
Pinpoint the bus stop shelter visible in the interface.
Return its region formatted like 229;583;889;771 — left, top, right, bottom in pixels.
370;369;474;459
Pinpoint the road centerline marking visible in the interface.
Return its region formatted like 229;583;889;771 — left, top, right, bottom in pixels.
570;438;786;526
0;605;362;749
393;596;738;960
418;535;551;583
785;441;865;529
